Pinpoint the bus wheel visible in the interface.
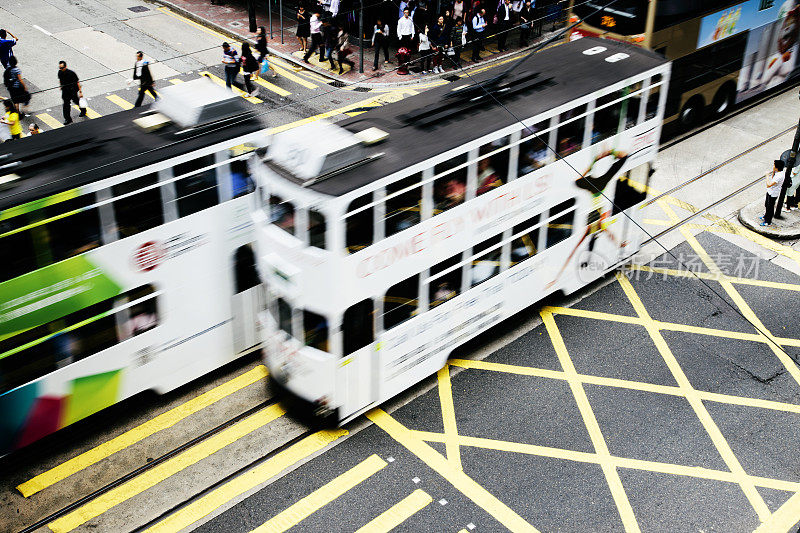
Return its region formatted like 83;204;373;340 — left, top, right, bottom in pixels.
711;83;736;117
679;96;704;131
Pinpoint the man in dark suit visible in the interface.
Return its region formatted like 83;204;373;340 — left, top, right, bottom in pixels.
133;51;158;107
496;0;513;51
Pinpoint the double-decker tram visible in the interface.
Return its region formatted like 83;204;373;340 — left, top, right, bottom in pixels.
251;38;670;422
568;0;800;131
0;79;267;455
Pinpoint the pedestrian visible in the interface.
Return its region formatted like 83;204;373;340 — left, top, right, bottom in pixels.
418;26;432;73
221;42;240;89
241;43;260;97
453;0;465;21
398;8;415;50
471;9;487;61
133;51;158;107
28;123;40;135
519;0;533;46
496;0;512;51
450;16;465;68
372;18;390;70
255;26;269;63
413;2;430;41
4;56;30;115
430;15;448;73
297;6;310;52
58;61;87;125
761;159;786;226
322;19;339;71
303;10;324;63
0;29;18;70
1;99;21;140
334;26;355;74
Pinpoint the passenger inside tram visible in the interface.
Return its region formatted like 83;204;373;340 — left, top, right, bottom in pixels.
434;177;466;212
431;281;457;306
477;158;501;195
517;125;549;175
270;195;295;234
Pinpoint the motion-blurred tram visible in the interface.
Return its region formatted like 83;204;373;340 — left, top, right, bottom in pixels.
250;38;671;421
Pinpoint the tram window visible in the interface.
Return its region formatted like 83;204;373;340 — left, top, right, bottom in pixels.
119;285;159;339
270;195;296;235
385;173;421;237
433;154;467;213
174;154;215;177
277;298;293;337
646;75;662;121
557;105;586;157
592;93;622;144
46;198;102;263
0;223;37;283
343;299;374;355
112;174;164;239
308;209;326;249
175;168;219;218
613;163;650;214
517;122;550;176
625;83;642;129
511;215;540;266
234;245;260;293
229;159;255;199
429;254;462;308
303;310;329;352
383;274;419;330
471;235;502;287
477;136;509;196
546;199;576;248
345;193;373;253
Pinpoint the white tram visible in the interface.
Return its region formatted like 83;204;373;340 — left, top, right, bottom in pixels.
251;38;671;421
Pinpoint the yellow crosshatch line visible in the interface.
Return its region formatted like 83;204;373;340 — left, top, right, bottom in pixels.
18;365;269;498
542;310;641;532
437;365;463;470
355;489;432;533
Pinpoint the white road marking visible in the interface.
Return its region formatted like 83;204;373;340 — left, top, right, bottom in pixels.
32;25;52;36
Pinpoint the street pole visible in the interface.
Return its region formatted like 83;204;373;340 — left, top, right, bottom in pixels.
279;0;284;44
269;0;274;39
359;0;364;73
775;91;800;218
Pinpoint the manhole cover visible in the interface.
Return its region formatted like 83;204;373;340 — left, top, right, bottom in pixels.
127;5;150;12
353;86;371;92
328;80;347;88
229;21;243;27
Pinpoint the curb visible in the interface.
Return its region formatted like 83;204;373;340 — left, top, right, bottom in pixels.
738;206;800;240
149;0;554;89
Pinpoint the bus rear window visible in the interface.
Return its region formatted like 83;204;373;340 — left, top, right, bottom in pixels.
573;0;647;36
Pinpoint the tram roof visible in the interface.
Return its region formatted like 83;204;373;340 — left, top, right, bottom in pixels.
308;37;668;197
0;103;263;210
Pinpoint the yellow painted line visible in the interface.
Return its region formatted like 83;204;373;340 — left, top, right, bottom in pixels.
72;105;101;119
754;491;800;532
542;310;641;533
18;365;268;497
630;265;800;292
267;56;302;71
47;403;286;533
36;113;63;129
144;429;347;533
251;454;386;533
106;94;134;110
437;365;462;470
265;63;317;89
169;78;185;84
252;75;291;97
545;305;644;325
367;408;540;533
157;7;228;41
199;71;265;103
355;489;432;533
617;270;771;522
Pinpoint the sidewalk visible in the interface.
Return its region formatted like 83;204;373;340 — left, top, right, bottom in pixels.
738;198;800;239
151;0;563;87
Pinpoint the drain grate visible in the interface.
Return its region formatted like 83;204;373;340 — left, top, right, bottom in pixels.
127;5;150;12
353;86;372;92
328;80;347;88
442;74;461;82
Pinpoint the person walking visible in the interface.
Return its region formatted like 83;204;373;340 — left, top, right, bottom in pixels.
58;61;86;125
4;56;30;114
296;6;310;52
240;43;259;97
221;42;240;89
1;100;21;140
334;27;355;74
418;25;432;73
372;18;391;70
518;0;533;46
133;51;158;107
0;29;18;69
450;16;465;69
322;19;339;70
496;0;512;51
303;10;324;63
255;26;269;63
398;8;415;50
761;159;786;226
471;9;487;61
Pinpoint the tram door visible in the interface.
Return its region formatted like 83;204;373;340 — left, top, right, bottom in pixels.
232;245;261;353
338;299;376;417
612;162;653;262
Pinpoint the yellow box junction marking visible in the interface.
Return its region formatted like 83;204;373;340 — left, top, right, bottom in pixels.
541;310;641;533
355;489;432;532
19;365;268;498
198;71;265;103
251;75;291;97
144;429;347;533
36;113;64;129
437;365;462;470
366;408;539;533
250;454;386;532
754;491;800;533
106;94;134;110
47;403;285;533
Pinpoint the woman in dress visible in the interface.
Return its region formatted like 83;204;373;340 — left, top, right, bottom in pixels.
296;5;310;52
